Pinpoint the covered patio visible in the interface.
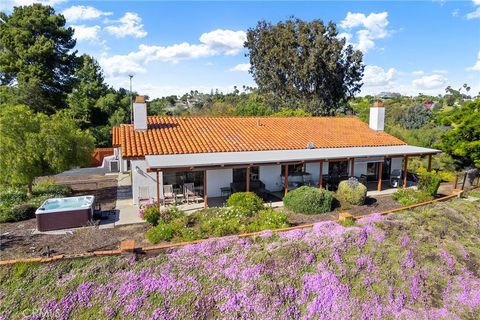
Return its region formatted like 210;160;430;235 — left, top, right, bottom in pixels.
144;145;440;208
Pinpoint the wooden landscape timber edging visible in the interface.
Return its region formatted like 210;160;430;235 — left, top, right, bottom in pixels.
0;191;464;266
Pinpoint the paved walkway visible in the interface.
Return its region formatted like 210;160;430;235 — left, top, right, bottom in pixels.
114;173;144;225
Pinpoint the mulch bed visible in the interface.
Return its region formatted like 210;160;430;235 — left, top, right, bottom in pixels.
286;194;402;226
1;174;151;261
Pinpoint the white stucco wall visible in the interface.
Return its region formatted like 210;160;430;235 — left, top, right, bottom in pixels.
259;165;282;191
116;147;129;173
206;169;233;197
131;159;162;205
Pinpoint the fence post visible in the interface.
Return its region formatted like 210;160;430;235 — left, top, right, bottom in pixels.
454;174;459;189
461;172;467;190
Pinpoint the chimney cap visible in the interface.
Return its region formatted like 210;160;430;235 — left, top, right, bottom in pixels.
372;100;384;108
135;96;146;103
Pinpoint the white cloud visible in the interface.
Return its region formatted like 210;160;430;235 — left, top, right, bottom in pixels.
412;74;448;90
100;29;247;77
99;55;147;77
466;51;480;71
340;12;391;53
71;25;101;41
104;12;147;38
411;70;425;76
62;6;112;23
363;65;396;86
452;9;460;17
199;29;247;55
473;0;480;5
466;7;480;19
228;63;250;72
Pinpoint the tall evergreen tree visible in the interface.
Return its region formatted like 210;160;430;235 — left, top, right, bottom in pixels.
0;4;77;113
245;18;364;115
67;54;108;127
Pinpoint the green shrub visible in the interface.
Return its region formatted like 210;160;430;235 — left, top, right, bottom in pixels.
0;189;28;206
339;216;356;227
140;205;185;226
417;172;442;196
248;208;288;232
392;189;433;206
336;178;367;206
146;222;175;243
0;204;36;223
226;192;264;216
283;186;333;214
32;178;72;197
141;205;161;226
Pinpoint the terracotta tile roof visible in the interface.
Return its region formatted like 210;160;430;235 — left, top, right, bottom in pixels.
112;126;121;147
112;116;406;158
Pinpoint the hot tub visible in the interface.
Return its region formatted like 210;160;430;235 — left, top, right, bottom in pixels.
35;196;95;231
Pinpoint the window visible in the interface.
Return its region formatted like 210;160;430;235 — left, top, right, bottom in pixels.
328;161;349;177
163;171;204;188
282;164;305;176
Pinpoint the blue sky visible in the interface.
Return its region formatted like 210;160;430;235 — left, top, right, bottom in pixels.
2;1;480;98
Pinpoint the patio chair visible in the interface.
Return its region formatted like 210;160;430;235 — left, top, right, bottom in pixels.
163;185;175;206
184;183;197;203
183;183;203;203
138;186;151;206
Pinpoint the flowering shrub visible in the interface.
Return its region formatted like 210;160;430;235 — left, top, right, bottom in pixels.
336;178;367;206
146;222;175;242
247;208;289;232
2;199;479;319
140;205;161;226
283;186;333;214
144;206;290;244
139;205;184;226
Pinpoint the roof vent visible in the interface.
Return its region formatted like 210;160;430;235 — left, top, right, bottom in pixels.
306;142;314;149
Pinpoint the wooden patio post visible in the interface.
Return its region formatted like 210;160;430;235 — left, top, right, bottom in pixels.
319;161;324;189
246;166;251;192
203;170;208;208
156;171;160;208
403;156;408;188
377;162;383;192
284;165;289;196
350;158;355;177
427;154;432;172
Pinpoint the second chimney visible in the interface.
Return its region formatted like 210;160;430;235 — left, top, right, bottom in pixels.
133;96;147;131
369;100;385;131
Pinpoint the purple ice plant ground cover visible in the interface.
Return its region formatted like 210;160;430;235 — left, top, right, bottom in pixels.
1;199;480;319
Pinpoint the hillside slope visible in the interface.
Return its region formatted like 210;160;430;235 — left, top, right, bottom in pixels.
1;199;480;319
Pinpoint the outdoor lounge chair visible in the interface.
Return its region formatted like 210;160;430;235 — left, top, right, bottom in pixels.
163;185;175;205
184;183;200;203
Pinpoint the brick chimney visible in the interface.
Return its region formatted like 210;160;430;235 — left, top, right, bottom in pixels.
369;100;385;131
133;96;147;131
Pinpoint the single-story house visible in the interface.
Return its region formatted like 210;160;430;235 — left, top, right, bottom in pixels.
112;97;440;206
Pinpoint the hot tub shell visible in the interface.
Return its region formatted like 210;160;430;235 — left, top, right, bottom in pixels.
36;196;94;232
